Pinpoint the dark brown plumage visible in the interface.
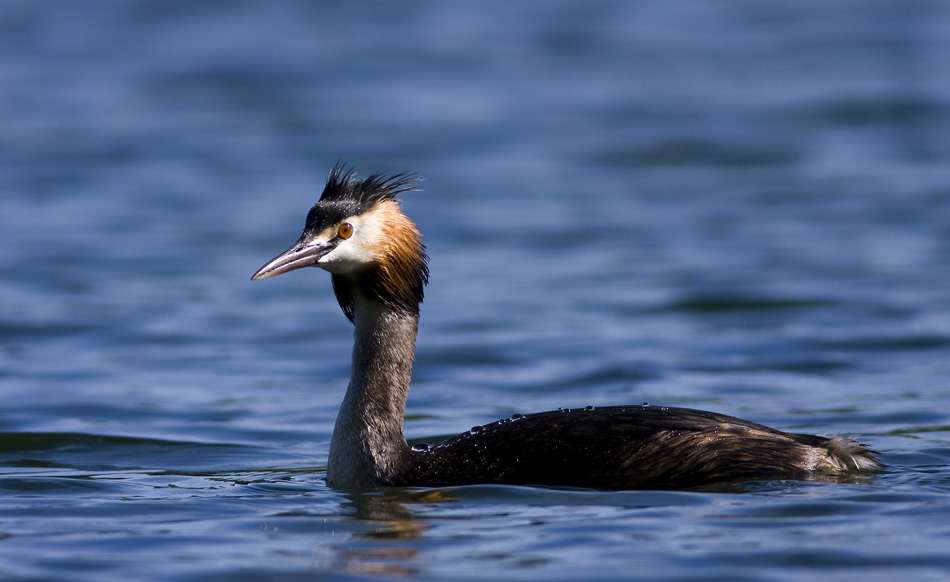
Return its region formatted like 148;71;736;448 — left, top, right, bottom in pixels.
398;406;875;489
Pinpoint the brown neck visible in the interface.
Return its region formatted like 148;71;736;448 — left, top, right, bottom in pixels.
326;290;418;488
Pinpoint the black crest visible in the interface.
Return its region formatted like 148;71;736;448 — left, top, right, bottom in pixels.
321;163;419;206
303;164;419;233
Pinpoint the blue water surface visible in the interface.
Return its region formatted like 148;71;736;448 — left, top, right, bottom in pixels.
2;1;950;580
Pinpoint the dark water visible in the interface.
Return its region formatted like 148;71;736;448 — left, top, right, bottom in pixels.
2;1;950;580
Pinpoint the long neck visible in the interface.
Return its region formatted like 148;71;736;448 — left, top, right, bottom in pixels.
327;292;418;488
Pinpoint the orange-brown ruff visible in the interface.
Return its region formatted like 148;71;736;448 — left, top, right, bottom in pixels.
330;199;427;323
252;166;881;490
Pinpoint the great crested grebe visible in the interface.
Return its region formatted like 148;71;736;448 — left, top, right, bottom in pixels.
252;166;880;490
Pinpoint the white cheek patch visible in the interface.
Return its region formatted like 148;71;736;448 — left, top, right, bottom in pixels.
316;213;385;274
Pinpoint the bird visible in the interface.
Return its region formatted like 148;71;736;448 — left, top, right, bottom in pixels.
251;166;881;490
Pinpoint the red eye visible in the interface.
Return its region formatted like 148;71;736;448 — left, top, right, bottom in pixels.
338;223;354;239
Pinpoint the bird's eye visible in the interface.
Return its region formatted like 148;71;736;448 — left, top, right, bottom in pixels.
338;223;354;239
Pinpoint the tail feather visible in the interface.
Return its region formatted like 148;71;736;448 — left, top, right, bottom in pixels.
824;435;882;471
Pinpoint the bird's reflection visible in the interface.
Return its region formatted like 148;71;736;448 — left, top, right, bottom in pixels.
314;488;457;577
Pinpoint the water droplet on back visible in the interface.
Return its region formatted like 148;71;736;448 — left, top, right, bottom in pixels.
410;443;430;452
470;426;483;434
584;405;595;411
509;413;524;421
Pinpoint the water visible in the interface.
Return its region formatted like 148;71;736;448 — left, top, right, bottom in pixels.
2;1;950;580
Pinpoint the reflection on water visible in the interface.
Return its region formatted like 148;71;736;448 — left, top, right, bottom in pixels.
320;492;433;578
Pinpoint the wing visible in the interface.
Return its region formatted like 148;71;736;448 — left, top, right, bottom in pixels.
397;405;857;489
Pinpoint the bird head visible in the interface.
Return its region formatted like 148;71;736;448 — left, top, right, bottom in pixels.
252;165;428;322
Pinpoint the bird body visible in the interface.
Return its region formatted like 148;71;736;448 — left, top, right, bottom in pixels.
253;166;880;490
398;406;875;489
